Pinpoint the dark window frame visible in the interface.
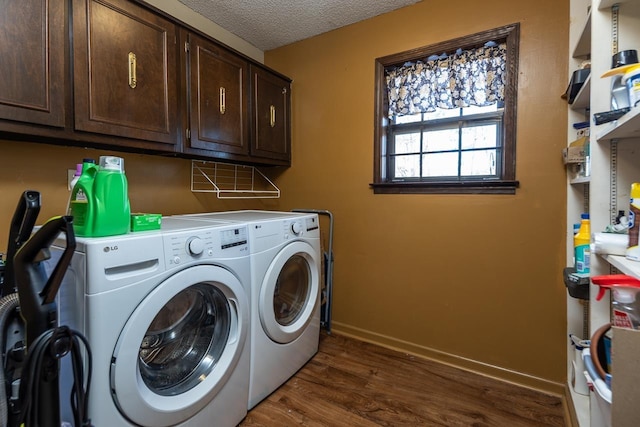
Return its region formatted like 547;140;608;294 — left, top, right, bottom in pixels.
371;23;520;195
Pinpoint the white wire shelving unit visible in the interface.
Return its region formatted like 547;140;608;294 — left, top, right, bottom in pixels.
190;160;280;199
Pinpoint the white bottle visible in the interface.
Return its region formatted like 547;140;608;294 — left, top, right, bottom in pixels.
66;163;83;215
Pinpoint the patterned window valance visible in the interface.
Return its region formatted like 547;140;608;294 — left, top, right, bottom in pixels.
385;42;507;118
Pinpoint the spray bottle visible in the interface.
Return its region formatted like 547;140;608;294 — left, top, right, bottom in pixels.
591;274;640;329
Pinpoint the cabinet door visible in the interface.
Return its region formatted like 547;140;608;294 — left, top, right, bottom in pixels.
187;34;248;155
251;66;291;163
0;0;65;127
73;0;179;150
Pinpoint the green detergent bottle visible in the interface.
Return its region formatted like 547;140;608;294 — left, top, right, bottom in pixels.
71;156;131;237
93;156;130;237
70;158;98;236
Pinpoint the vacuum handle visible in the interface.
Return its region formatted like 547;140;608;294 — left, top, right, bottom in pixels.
41;217;76;304
14;216;76;346
3;191;41;296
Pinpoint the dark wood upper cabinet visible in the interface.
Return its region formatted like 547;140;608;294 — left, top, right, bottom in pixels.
0;0;292;165
185;33;249;156
0;0;65;127
72;0;179;151
251;66;291;163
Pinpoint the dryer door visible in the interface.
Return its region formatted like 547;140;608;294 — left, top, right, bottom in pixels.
110;265;248;426
259;240;320;344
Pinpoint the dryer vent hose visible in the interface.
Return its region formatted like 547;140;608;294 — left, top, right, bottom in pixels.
0;293;20;427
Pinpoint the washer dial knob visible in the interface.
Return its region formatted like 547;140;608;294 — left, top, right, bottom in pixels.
186;237;204;256
291;221;303;235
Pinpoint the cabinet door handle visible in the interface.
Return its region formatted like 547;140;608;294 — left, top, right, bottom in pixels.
128;52;137;89
270;105;276;127
219;87;226;114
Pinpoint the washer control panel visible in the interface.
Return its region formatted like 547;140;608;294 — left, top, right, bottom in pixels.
163;225;248;266
221;227;248;249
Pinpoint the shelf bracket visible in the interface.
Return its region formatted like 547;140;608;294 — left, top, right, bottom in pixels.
611;5;619;55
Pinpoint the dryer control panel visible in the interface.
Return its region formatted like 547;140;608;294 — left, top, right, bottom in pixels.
286;215;319;239
250;215;320;253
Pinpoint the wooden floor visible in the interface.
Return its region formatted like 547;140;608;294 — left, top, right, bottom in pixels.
240;333;565;426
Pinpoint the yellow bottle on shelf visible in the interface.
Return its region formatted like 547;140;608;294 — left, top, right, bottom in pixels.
627;183;640;261
574;213;590;277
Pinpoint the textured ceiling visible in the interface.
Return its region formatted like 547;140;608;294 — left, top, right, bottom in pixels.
177;0;421;51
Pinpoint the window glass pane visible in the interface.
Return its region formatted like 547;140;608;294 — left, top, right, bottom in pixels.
424;108;460;121
394;132;420;154
374;24;519;193
461;124;497;149
423;129;458;152
462;104;498;116
393;154;420;178
461;149;496;176
395;113;422;124
422;152;458;177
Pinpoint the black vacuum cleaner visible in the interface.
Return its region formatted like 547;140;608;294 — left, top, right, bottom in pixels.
1;191;92;427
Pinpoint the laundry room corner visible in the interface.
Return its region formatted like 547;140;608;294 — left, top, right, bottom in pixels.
263;0;569;395
0;0;581;423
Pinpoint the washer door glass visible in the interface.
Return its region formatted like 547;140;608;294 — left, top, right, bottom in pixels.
111;265;248;427
274;255;310;326
260;241;320;344
139;283;230;395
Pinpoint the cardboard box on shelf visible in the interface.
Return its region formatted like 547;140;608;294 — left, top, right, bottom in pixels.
563;136;589;164
611;327;640;425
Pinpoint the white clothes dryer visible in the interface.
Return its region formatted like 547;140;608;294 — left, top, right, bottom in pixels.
175;211;322;409
47;217;251;426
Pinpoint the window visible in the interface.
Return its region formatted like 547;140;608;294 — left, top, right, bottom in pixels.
372;24;520;194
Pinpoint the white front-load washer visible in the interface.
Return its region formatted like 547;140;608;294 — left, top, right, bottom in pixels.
47;217;251;426
175;211;322;409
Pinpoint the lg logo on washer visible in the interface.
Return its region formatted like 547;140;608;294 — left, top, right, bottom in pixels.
103;245;118;252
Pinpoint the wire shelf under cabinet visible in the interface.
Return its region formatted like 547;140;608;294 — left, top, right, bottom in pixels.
191;160;280;199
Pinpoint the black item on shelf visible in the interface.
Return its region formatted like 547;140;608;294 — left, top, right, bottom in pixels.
563;267;590;300
612;49;638;69
572;121;590;129
562;68;591;104
593;107;631;125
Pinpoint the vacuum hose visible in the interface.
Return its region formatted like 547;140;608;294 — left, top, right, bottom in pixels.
0;293;20;426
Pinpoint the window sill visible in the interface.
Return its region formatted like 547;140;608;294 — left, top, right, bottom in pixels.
370;180;519;195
